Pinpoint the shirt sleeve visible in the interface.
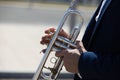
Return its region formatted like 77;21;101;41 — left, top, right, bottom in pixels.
78;52;120;79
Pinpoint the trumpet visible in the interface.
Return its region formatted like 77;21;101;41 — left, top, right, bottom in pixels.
33;0;83;80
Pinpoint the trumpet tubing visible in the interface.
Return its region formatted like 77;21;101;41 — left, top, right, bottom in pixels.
33;0;83;80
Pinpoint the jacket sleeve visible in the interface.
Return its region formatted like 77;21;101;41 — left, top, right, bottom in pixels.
78;52;120;79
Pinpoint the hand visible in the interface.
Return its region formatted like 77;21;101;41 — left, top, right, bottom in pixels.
55;41;87;73
56;49;80;73
40;27;69;45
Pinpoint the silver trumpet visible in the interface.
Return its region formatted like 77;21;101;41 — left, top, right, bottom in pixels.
33;0;83;80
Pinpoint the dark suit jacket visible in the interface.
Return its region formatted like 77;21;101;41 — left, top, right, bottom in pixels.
75;0;120;80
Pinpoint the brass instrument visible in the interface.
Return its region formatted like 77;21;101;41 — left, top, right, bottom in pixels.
33;0;83;80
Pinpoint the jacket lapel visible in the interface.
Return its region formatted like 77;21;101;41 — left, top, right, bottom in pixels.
87;0;112;49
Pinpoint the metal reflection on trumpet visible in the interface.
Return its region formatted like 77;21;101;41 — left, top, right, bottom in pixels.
32;0;83;80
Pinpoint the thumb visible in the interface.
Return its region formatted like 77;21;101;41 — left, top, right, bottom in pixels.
55;50;68;57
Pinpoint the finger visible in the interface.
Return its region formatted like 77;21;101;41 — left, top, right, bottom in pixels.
42;34;52;40
40;34;52;44
76;41;87;53
55;50;68;57
45;27;56;34
76;41;81;49
40;49;46;53
40;39;50;45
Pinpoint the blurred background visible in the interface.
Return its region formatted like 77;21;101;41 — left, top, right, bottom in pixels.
0;0;101;80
